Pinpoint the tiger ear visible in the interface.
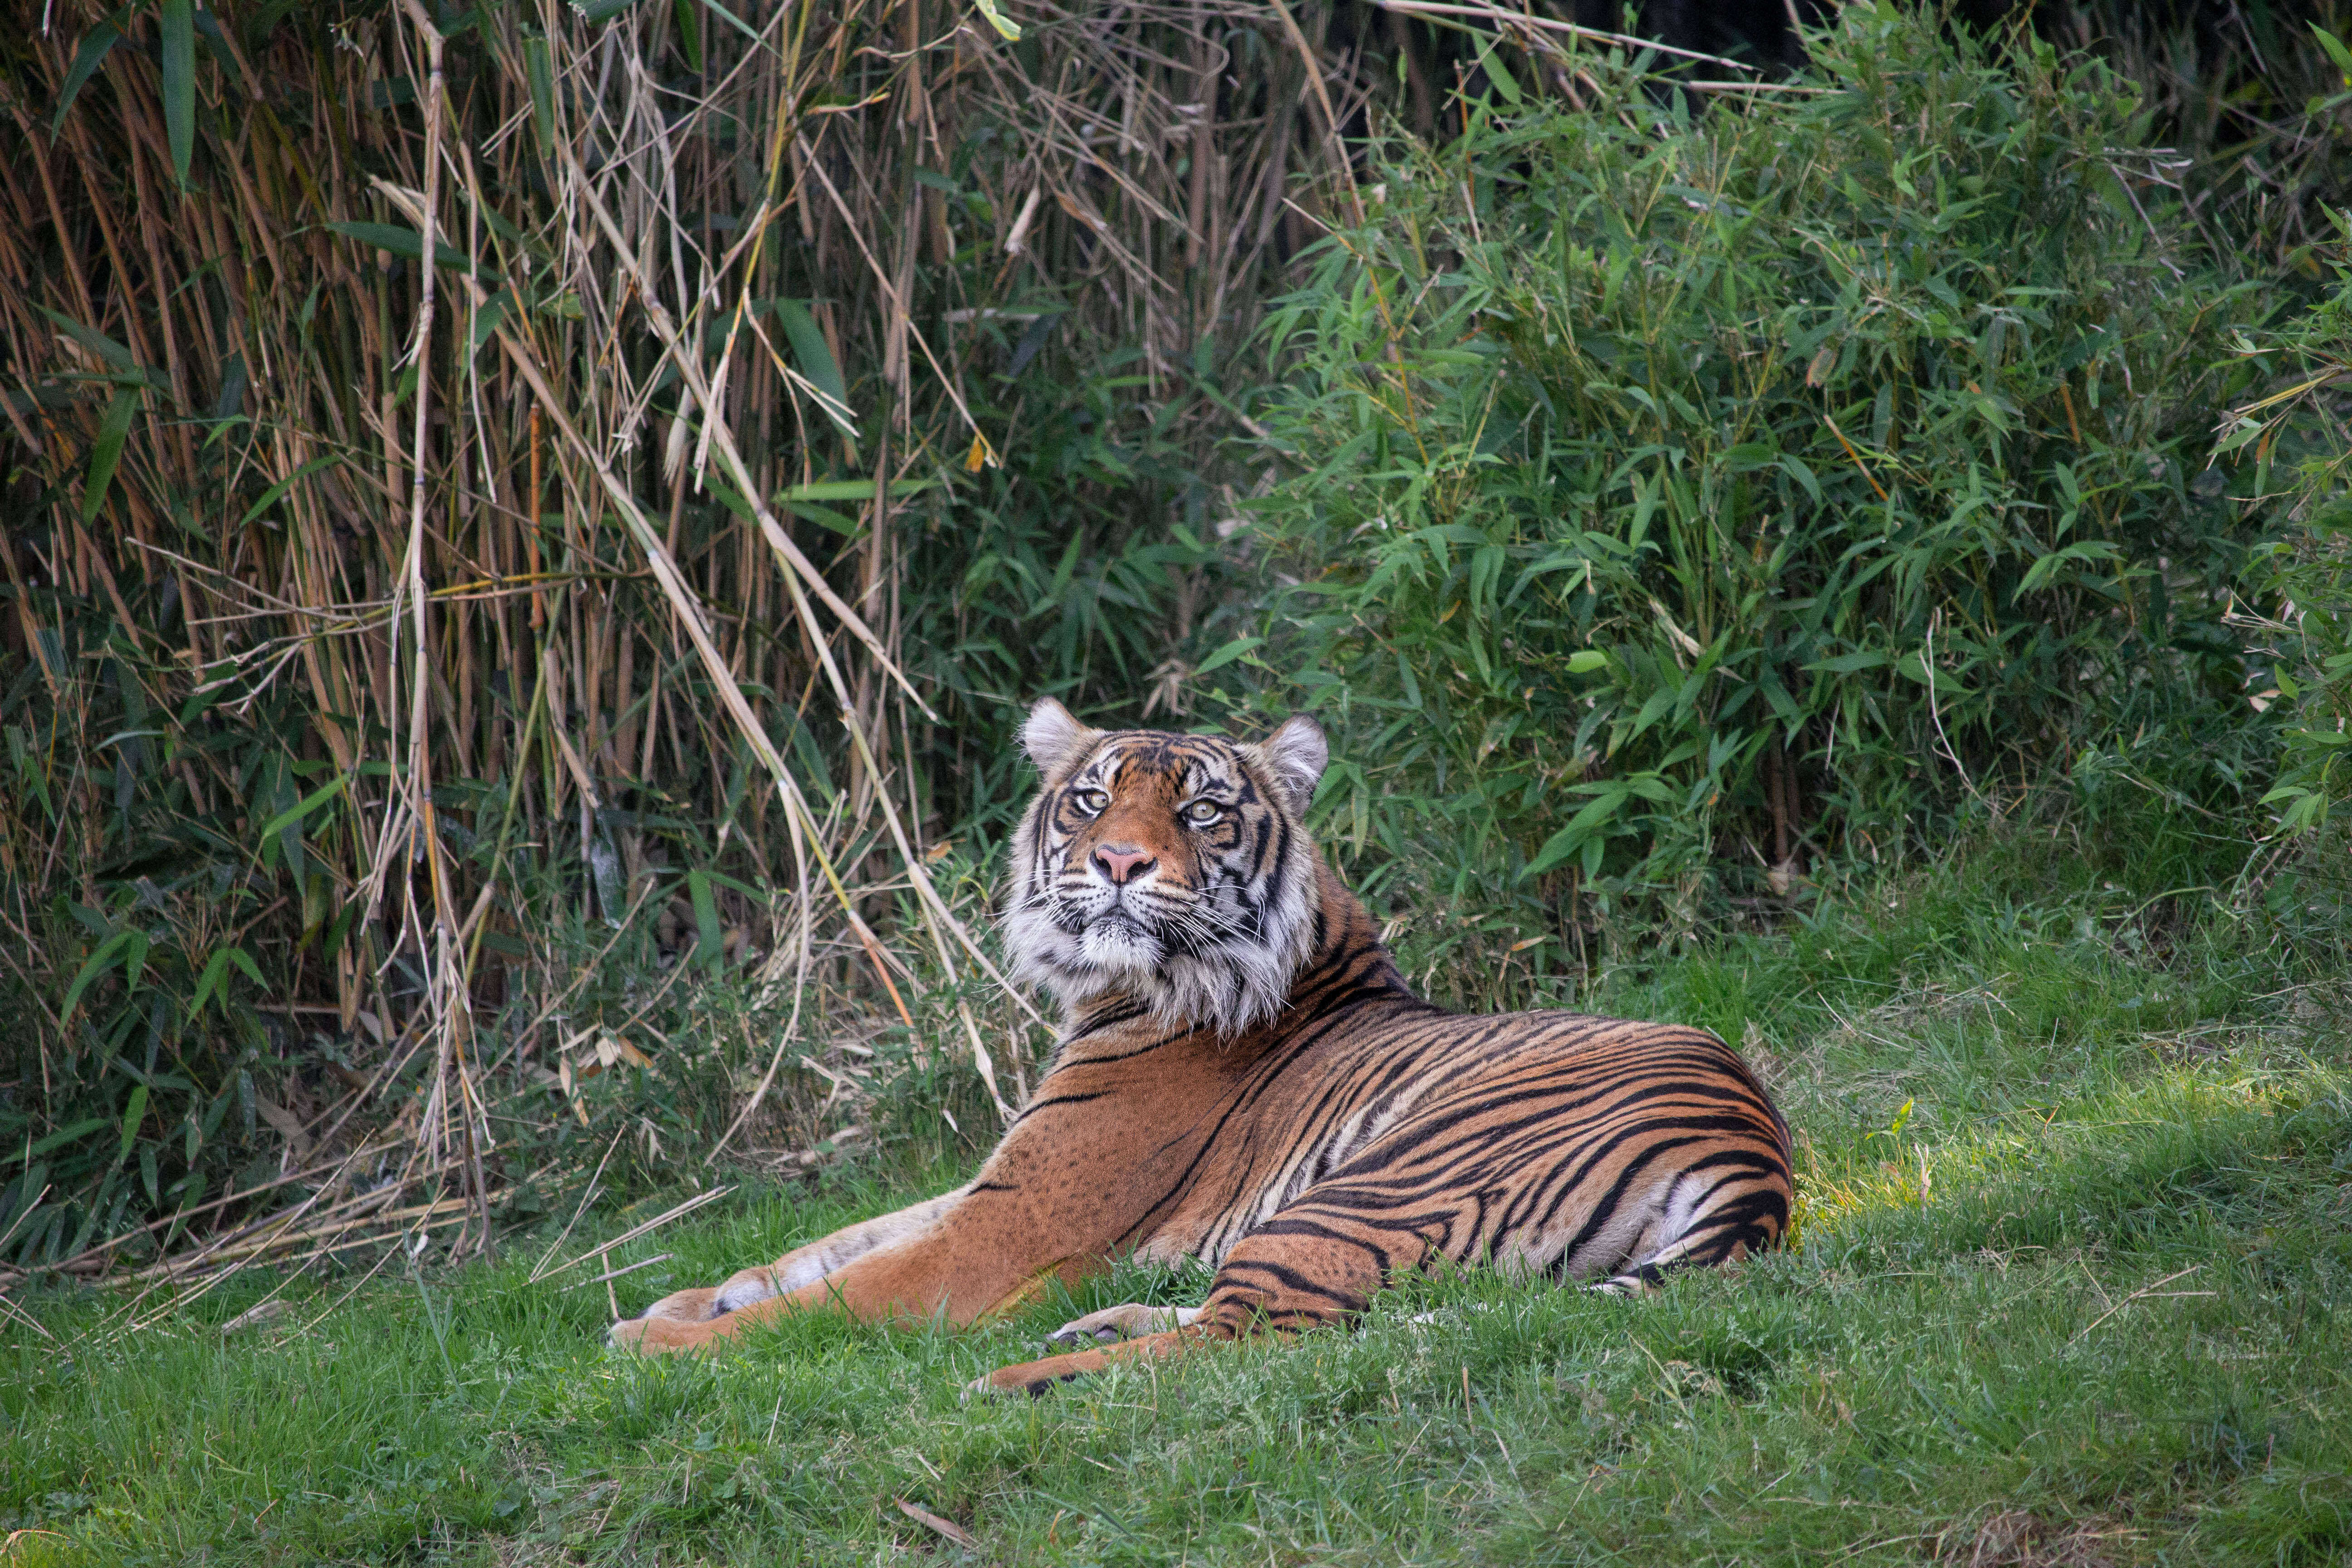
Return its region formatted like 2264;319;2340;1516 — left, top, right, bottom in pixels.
1253;715;1328;816
1021;697;1098;780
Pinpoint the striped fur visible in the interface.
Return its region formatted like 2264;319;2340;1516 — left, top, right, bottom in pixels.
610;703;1793;1395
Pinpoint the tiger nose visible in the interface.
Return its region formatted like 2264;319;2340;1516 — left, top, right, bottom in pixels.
1093;844;1156;885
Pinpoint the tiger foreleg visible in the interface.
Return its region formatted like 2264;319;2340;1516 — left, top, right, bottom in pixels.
615;1210;1104;1353
609;1189;965;1348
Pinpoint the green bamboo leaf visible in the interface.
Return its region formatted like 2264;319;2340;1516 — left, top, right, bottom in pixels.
688;868;724;971
704;472;758;524
697;0;764;45
2313;25;2352;85
774;478;936;503
1475;39;1521;106
783;501;861;536
37;304;139;374
238;454;343;528
970;0;1020;41
118;1084;150;1164
210;351;248;424
161;0;196;186
186;946;235;1018
701;868;765;901
33;630;67;690
322;220;475;273
1523;786;1639;881
523;34;557;159
60;929;133;1019
51;15;122;138
469;289;514;355
83;386;141;524
255;773;351;848
1522;823;1587;880
20;1118;109;1163
1803;649;1891;674
770;299;856;434
1194;635;1262;677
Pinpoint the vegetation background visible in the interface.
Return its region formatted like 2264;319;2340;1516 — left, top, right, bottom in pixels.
0;0;2350;1560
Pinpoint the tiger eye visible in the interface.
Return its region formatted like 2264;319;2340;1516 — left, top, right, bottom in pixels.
1074;789;1110;813
1183;800;1222;824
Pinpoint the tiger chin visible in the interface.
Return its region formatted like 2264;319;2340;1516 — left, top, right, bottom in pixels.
608;700;1794;1399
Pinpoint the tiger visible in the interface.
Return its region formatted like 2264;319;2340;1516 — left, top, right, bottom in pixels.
608;700;1794;1396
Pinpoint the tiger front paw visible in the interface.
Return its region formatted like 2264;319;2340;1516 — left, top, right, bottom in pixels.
607;1286;734;1352
969;1322;1207;1400
1045;1301;1200;1348
963;1348;1110;1401
608;1313;737;1353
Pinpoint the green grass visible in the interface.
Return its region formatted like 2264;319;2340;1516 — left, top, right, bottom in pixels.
5;823;2350;1566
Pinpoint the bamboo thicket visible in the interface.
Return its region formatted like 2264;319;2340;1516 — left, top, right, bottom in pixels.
0;0;1377;1279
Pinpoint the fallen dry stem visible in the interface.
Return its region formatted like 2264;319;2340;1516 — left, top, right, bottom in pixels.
538;1184;738;1283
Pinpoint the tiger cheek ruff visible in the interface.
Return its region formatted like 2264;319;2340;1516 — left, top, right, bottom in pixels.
608;698;1795;1398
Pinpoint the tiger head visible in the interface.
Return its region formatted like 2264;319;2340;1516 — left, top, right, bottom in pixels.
1003;699;1328;1035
